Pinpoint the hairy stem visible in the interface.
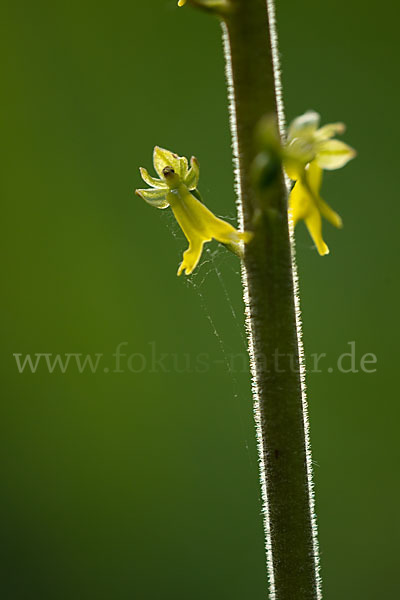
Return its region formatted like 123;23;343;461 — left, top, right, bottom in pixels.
221;1;321;598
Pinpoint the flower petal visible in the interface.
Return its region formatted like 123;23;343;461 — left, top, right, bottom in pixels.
222;230;253;259
305;162;342;228
314;122;346;141
139;167;167;189
177;155;189;178
169;187;252;273
304;208;330;256
177;237;205;276
184;157;200;190
170;189;214;242
135;188;170;209
287;110;320;142
315;139;356;170
153;146;188;180
317;197;343;229
306;161;323;194
284;156;306;181
289;181;312;226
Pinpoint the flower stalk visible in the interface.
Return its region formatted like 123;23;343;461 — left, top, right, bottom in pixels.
180;0;322;598
223;2;321;598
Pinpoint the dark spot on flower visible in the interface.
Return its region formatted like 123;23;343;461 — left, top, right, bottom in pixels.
163;166;175;177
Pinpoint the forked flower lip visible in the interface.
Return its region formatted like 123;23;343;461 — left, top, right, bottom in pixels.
135;146;252;275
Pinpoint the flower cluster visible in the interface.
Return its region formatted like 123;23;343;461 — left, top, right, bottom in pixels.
284;111;356;255
135;114;355;275
136;147;252;275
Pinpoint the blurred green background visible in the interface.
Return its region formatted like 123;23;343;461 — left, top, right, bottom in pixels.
1;0;399;598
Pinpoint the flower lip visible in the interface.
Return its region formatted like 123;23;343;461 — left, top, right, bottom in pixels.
136;145;252;275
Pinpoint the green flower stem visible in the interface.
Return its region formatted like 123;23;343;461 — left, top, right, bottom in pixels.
221;1;321;598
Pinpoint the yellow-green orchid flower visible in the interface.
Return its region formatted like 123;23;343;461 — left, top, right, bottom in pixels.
284;111;356;255
136;147;252;276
